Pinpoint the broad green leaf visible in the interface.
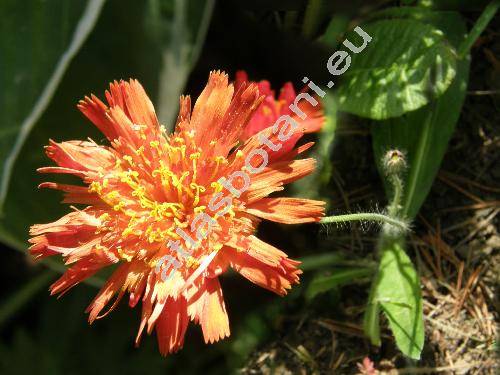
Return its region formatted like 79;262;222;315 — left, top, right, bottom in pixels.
366;8;465;46
367;6;495;52
153;0;215;131
306;267;372;300
0;0;105;214
336;19;457;119
417;0;491;11
372;239;424;359
372;11;469;219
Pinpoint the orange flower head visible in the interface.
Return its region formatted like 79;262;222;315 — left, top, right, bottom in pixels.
235;70;324;142
29;71;325;355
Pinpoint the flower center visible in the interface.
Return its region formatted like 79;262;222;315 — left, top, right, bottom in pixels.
88;130;236;265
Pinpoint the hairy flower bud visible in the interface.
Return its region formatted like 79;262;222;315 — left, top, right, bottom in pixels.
382;149;406;176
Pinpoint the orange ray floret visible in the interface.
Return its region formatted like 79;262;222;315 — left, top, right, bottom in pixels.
29;70;325;356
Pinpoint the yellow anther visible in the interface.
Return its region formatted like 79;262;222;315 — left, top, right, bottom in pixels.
98;213;110;222
194;206;207;214
113;201;126;211
88;181;102;194
190;183;206;193
189;182;206;206
121;226;134;238
210;181;223;193
174;217;189;228
107;191;119;199
166;224;180;239
215;156;226;163
123;155;134;166
117;247;134;262
94;244;107;255
185;256;200;268
150;140;163;156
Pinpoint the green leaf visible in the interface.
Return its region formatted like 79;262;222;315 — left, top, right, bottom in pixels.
363;292;381;347
373;239;424;359
299;252;345;272
306;267;372;300
366;8;463;45
372;12;469;219
0;0;105;214
417;0;491;11
336;19;457;119
153;0;215;131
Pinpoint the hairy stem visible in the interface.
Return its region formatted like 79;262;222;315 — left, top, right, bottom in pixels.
321;213;408;232
388;173;404;218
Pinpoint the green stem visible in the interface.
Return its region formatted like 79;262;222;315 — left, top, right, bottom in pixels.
321;213;408;232
388;174;404;218
458;0;499;58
